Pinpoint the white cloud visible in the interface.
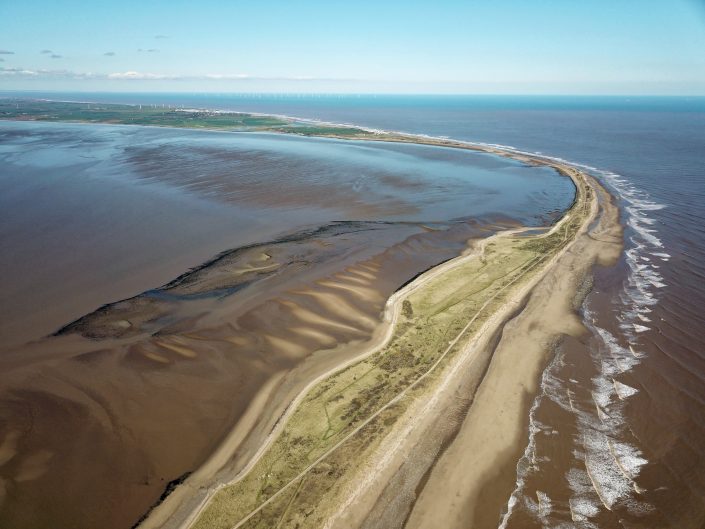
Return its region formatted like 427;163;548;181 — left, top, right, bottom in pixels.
0;68;100;78
0;66;355;83
204;73;251;80
0;68;39;76
107;71;169;80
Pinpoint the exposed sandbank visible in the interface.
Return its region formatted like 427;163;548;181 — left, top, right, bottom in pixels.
140;142;616;529
352;170;622;529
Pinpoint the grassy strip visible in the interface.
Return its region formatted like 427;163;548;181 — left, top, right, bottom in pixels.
0;99;286;129
191;175;588;529
0;99;370;135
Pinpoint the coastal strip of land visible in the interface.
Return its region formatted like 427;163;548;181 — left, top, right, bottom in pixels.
346;170;621;529
135;152;614;528
0;99;622;529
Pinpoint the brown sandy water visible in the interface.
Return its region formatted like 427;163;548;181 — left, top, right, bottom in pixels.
0;121;574;529
496;177;705;529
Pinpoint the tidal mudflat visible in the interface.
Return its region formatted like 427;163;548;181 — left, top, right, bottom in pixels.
0;119;574;529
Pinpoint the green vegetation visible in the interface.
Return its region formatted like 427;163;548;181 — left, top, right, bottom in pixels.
0;99;286;128
191;173;589;529
270;124;369;137
402;299;414;318
0;99;370;136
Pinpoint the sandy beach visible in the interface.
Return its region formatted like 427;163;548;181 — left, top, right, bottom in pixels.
134;134;619;529
0;111;621;529
349;169;622;529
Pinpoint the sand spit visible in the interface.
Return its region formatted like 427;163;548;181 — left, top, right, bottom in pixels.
0;212;485;528
0;116;612;529
139;136;620;529
348;170;621;529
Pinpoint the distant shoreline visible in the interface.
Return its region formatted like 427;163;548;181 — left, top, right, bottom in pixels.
0;97;579;187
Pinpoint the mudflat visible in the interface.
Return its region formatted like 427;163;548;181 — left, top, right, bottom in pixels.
0;112;576;529
0;104;608;529
142;160;614;529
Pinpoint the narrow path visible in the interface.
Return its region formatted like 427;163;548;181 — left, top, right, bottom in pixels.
142;142;588;529
229;253;547;528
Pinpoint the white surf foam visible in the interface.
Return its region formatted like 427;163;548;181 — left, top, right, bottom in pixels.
498;352;567;529
211;118;668;529
561;314;652;521
496;153;664;526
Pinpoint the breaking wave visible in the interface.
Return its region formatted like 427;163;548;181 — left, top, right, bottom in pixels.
496;155;666;528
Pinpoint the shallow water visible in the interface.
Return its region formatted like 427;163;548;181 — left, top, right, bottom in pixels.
55;92;704;529
0;120;572;349
0;118;576;529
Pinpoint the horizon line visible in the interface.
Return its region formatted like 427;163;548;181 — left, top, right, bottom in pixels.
2;89;705;98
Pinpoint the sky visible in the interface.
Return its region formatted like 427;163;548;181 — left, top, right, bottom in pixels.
1;0;705;94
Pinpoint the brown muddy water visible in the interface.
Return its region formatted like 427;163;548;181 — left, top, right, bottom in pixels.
0;121;575;529
499;166;705;529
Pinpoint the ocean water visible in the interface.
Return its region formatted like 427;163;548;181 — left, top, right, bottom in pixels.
3;93;705;528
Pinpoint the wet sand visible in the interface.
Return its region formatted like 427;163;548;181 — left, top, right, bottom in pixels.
135;153;609;529
0;122;571;351
0;219;494;529
292;167;621;529
0;121;580;529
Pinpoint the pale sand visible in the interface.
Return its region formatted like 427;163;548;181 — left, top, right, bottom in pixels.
327;170;622;529
137;143;618;529
288;290;378;329
314;279;382;303
138;221;492;529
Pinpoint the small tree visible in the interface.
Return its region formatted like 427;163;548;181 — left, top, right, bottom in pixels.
402;300;413;319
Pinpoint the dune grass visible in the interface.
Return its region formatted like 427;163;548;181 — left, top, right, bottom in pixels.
191;172;588;529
